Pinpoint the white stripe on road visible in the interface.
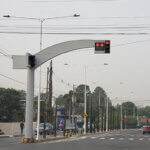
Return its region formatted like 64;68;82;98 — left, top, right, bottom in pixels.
139;138;143;141
100;138;106;140
109;138;115;140
80;136;88;139
91;137;97;139
129;138;134;141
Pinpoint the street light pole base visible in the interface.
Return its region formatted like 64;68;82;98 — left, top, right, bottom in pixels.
22;138;35;143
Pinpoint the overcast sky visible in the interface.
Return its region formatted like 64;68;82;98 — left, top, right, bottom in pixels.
0;0;150;106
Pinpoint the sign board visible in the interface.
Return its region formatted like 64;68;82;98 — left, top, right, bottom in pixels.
84;113;88;118
72;96;77;102
12;55;26;69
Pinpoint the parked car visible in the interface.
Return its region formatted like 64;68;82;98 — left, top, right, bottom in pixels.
35;123;54;135
65;124;78;134
143;125;150;134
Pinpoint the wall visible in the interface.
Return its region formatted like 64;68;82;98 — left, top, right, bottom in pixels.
0;122;36;136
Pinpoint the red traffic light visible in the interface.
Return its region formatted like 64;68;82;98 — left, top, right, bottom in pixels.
105;41;110;45
96;43;100;47
101;43;104;47
95;40;110;53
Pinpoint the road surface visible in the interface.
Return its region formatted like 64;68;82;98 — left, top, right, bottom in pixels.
1;129;150;150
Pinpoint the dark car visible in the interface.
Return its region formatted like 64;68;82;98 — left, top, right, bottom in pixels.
35;123;54;135
143;125;150;134
65;124;78;134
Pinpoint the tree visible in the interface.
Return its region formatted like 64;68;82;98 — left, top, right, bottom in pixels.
122;101;137;116
0;88;25;122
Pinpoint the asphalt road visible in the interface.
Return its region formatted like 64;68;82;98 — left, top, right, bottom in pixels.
1;129;150;150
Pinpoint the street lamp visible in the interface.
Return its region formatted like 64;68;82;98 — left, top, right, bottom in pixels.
3;14;80;140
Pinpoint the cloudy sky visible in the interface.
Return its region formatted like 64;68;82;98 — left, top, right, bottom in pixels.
0;0;150;106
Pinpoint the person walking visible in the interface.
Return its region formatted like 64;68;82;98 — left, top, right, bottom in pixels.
20;122;24;136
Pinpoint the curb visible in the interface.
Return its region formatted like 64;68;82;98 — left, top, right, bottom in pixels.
0;135;11;138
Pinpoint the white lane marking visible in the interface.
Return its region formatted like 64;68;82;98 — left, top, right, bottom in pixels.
91;137;97;139
100;138;105;140
119;138;124;140
79;136;88;139
139;138;143;141
109;138;115;140
129;138;134;141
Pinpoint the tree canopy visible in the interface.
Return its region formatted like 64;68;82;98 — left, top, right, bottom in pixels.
0;88;25;122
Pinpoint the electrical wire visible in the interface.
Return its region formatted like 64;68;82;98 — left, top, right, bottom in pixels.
0;31;149;35
0;73;25;85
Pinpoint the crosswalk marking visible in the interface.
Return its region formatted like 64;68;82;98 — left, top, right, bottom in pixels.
139;138;143;141
129;138;134;141
80;136;88;139
109;138;115;140
100;138;105;140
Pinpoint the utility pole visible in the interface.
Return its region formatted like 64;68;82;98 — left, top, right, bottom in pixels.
121;103;123;130
46;67;49;122
48;61;53;122
43;67;49;138
90;97;93;133
97;92;100;132
125;110;127;129
106;96;108;132
84;66;87;134
72;84;75;124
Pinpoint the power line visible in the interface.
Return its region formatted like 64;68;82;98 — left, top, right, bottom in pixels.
25;0;117;3
0;73;25;85
0;31;149;35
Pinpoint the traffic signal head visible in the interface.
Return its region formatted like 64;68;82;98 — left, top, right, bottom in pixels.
29;55;35;67
95;40;110;53
105;40;110;53
26;53;35;68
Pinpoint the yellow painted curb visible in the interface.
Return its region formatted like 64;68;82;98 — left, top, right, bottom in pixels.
22;138;35;143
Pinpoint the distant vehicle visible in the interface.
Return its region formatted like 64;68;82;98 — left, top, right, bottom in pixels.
35;123;54;135
143;125;150;134
65;124;78;134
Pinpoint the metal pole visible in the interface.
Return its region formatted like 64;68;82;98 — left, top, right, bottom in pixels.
25;67;34;138
73;84;75;124
36;20;43;140
84;66;87;134
106;96;108;132
125;110;126;129
121;103;123;130
98;92;100;132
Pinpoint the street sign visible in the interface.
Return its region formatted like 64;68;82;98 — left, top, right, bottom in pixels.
72;96;77;102
84;113;88;118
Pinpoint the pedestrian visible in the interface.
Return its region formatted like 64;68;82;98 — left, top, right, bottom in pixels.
20;122;24;136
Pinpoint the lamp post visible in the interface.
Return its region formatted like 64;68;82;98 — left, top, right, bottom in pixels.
3;14;80;140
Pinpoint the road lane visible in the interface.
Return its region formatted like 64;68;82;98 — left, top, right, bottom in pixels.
1;129;150;150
